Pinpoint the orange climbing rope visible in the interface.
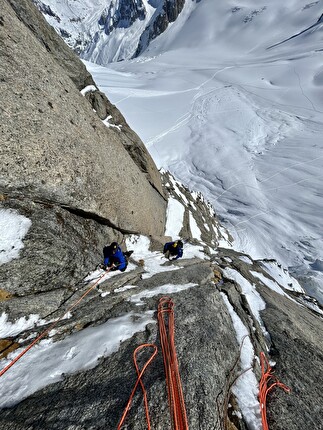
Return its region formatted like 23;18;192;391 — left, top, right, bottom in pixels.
258;352;290;430
158;296;189;430
117;297;188;430
117;344;158;430
0;268;111;378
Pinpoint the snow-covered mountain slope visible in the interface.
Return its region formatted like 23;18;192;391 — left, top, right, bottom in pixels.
2;3;323;429
84;0;323;303
34;0;186;63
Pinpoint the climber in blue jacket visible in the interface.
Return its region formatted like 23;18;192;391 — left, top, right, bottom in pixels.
163;240;183;261
103;242;128;272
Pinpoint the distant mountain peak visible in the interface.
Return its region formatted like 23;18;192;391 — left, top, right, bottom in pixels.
33;0;188;64
98;0;146;36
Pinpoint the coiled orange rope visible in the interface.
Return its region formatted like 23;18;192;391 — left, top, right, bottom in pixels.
259;352;290;430
0;268;111;377
158;296;189;430
118;297;188;430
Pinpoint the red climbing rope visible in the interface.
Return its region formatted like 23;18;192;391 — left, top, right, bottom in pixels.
0;268;111;378
117;344;158;430
118;297;188;430
158;296;189;430
258;352;290;430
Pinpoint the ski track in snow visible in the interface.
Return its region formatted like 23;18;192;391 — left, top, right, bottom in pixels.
84;9;323;301
3;1;323;422
98;52;323;300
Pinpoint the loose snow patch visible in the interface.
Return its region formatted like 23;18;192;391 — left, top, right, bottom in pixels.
0;311;154;408
165;197;185;239
260;261;304;293
223;268;267;335
0;209;31;265
126;235;181;279
0;313;46;338
221;293;261;430
102;115;122;130
114;285;137;293
182;242;206;259
189;212;202;240
80;85;96;96
129;283;197;305
218;227;233;248
239;255;253;264
251;271;290;297
168;175;189;205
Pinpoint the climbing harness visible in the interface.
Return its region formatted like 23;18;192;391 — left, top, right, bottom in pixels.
259;352;290;430
0;268;111;378
117;296;188;430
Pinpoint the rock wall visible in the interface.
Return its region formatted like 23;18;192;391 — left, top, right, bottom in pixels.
0;0;166;323
0;2;322;429
0;176;322;429
10;0;165;198
1;0;166;236
98;0;146;36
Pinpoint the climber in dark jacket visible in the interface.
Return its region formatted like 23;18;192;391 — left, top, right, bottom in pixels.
103;242;128;272
163;240;183;261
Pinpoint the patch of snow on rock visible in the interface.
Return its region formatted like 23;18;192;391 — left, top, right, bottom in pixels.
260;261;304;293
164;197;185;239
0;209;31;265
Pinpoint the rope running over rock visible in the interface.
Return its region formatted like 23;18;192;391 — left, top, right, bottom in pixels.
117;296;188;430
0;268;111;378
259;351;290;430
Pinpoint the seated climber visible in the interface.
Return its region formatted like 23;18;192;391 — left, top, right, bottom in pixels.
102;242;130;272
163;240;183;261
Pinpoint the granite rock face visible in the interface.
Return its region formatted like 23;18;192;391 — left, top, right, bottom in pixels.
14;0;165;197
98;0;146;36
0;2;323;429
0;0;166;350
0;173;322;430
1;0;165;236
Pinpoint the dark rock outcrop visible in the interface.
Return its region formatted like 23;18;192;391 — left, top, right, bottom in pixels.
98;0;146;35
136;0;186;57
1;2;323;430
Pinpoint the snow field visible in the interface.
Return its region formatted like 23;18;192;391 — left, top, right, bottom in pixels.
84;0;323;302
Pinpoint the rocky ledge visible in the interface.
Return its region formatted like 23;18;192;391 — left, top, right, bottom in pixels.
0;173;322;430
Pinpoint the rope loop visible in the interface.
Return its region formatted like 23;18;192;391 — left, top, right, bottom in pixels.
259;352;290;430
117;344;158;430
157;296;188;430
118;297;188;430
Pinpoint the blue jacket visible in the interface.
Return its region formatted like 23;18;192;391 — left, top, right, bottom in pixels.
104;246;127;271
163;241;183;259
